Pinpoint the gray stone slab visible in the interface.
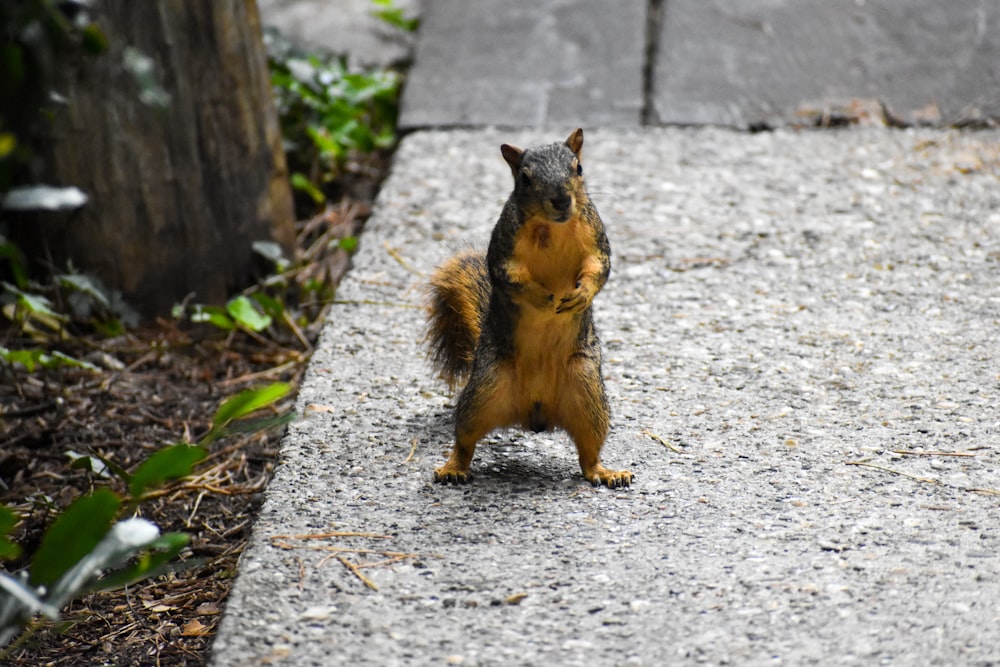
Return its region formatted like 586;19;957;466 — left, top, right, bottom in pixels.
211;126;1000;666
258;0;421;68
398;0;647;129
653;0;1000;128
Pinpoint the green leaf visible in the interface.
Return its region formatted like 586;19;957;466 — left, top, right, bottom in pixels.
212;382;292;432
305;124;345;160
338;236;359;252
58;273;112;309
252;240;290;272
218;411;297;437
371;5;420;32
30;489;121;587
66;451;111;478
81;24;108;55
0;505;21;561
190;304;234;330
290;172;326;205
0;133;16;160
0;346;45;372
0;347;95;373
91;453;133;485
250;292;285;320
129;445;207;498
0;234;27;288
227;295;272;332
3;282;61;319
88;532;191;592
48;351;99;372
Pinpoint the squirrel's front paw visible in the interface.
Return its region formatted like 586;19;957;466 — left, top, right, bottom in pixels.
532;291;557;311
556;286;590;314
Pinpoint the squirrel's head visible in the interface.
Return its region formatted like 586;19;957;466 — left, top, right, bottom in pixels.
501;128;586;223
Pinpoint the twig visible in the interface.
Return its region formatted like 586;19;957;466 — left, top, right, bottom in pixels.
0;401;56;419
337;556;379;591
271;542;414;558
215;358;302;388
332;298;423;309
125;350;160;373
642;428;683;453
221;519;250;539
405;437;419;463
268;531;418;593
270;531;393;541
845;460;940;484
384;242;422;276
966;488;1000;497
356;555;413;569
282;309;313;353
846;460;1000;496
892;450;975;457
143;481;264;501
185;490;207;528
123;583;157;638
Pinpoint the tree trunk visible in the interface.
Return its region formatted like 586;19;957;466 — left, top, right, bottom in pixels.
25;0;295;319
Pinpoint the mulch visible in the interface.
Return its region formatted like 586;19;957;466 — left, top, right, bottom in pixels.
1;198;373;666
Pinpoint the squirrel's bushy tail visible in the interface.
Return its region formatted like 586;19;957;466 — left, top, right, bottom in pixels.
425;249;490;389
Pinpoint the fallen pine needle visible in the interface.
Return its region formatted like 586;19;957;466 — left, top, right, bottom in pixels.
282;308;313;352
271;531;393;541
272;542;413;557
405;437;419;463
846;460;1000;496
642;428;683;453
965;487;1000;497
892;450;975;457
216;359;301;389
384;242;422;276
338;556;379;591
846;460;939;484
333;298;423;309
357;555;415;569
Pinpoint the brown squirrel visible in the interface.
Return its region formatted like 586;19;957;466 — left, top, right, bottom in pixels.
425;128;633;488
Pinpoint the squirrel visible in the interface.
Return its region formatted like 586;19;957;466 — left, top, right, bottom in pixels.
425;128;633;488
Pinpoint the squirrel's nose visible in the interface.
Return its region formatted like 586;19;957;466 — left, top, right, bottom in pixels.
550;193;571;212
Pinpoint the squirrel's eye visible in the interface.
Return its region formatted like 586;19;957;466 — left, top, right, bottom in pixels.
520;172;532;187
576;162;583;176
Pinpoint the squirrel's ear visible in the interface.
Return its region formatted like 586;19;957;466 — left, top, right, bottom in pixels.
566;128;584;156
501;143;524;174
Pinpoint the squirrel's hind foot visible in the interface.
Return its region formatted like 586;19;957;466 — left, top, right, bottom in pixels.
585;465;634;488
434;464;472;484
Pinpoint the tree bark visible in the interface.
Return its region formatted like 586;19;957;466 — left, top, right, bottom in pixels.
25;0;295;319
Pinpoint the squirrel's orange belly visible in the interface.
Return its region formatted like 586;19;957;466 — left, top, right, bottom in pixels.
505;309;580;428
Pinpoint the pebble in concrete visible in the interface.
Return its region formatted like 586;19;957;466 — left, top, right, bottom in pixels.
212;127;1000;666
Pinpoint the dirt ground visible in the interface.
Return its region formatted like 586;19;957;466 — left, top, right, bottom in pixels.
1;195;374;666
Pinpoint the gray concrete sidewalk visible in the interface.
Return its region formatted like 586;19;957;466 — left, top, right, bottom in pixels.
222;2;1000;664
211;126;1000;666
